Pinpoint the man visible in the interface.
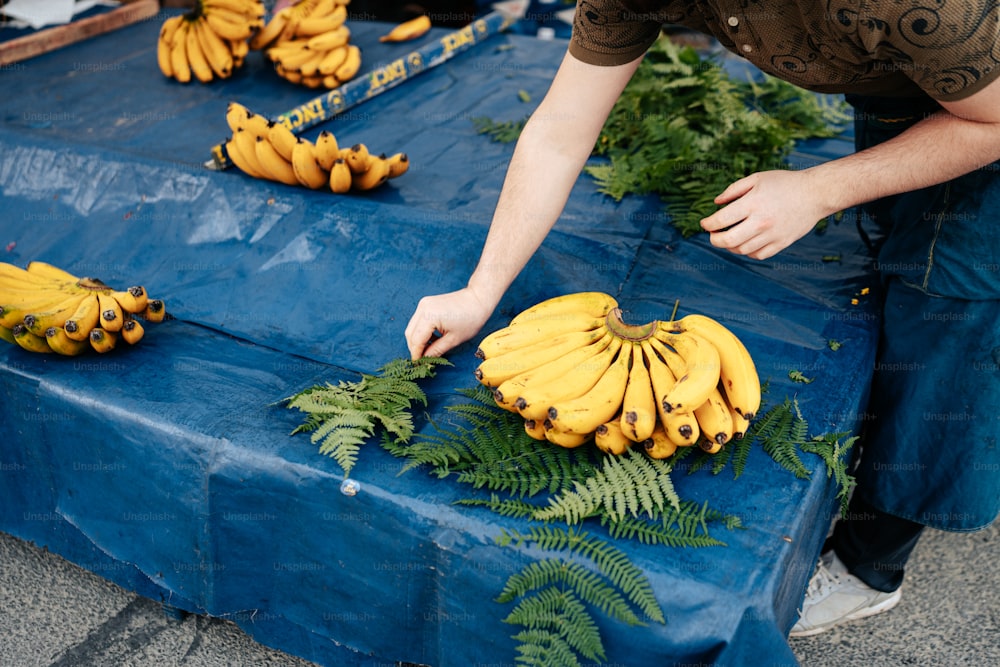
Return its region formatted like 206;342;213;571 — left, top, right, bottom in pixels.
404;0;1000;637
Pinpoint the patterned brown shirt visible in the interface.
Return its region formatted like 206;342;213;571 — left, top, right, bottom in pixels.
568;0;1000;101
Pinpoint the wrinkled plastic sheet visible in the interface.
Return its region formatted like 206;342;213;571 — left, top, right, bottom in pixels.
0;14;877;667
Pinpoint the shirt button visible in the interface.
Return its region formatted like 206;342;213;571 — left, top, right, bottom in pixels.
741;44;753;53
727;16;739;27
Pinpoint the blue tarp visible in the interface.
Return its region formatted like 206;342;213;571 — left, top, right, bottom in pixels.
1;13;876;667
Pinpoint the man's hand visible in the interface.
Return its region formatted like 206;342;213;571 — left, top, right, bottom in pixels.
700;169;835;260
404;287;494;360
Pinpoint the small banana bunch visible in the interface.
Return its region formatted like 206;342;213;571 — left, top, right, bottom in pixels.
0;261;167;356
250;0;360;89
223;102;409;192
157;0;265;83
474;292;762;458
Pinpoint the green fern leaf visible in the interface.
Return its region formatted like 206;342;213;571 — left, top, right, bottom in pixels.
510;628;580;667
503;587;605;662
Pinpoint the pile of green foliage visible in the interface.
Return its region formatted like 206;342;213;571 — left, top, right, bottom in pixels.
475;36;851;237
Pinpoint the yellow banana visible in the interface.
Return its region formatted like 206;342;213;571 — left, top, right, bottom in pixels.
693;384;734;450
301;0;336;19
730;400;751;440
267;121;299;161
111;286;148;314
268;40;316;71
63;294;101;341
509;291;618;327
0;291;81;329
291;140;329;189
663;410;700;447
96;292;124;332
0;261;81;287
313;131;341;170
620;342;658;442
194;16;234;79
475;327;610;388
493;332;614;413
242;110;271;139
0;325;15;345
545;342;633;435
12;324;52;354
297;49;327;78
523;418;547;441
594;419;633;456
543;427;590;449
670;313;761;420
654;328;721;414
514;336;623;422
476;313;606;360
379;15;432;43
333;44;361;82
25;260;79;282
328;158;352;193
121;318;145;345
157;15;185;78
341;143;372;174
352;155;392;191
203;0;264;20
249;5;291;50
204;11;255;41
230;37;249;65
254;135;300;185
225;137;266;179
89;328;117;354
300;16;349;41
234;127;269;176
644;422;678;460
225;100;253;134
22;293;89;336
142;299;167;323
169;20;192;84
642;337;698;447
306;22;349;49
317;45;349;76
386;152;409;178
185;19;215;83
44;326;89;356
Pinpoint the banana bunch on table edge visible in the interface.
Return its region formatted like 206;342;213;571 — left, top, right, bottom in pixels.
221;101;409;192
0;261;167;356
474;292;762;458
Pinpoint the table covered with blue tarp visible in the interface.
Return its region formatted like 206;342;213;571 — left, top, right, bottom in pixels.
0;11;876;667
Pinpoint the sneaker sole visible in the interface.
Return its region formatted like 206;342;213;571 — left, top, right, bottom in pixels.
789;588;902;638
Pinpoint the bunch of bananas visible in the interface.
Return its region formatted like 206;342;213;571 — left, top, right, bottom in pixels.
250;0;360;89
223;102;409;192
474;292;761;458
0;262;166;356
157;0;265;83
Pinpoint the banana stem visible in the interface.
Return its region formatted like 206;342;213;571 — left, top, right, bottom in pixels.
605;308;657;342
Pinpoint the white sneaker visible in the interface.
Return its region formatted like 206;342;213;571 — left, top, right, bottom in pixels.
789;551;902;637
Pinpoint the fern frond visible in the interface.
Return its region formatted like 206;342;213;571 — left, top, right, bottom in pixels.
495;559;643;627
497;526;664;623
510;629;580;667
801;432;859;517
753;398;812;478
503;587;605;662
455;496;540;519
533;449;678;524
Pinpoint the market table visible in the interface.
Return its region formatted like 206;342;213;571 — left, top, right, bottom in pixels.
0;10;877;667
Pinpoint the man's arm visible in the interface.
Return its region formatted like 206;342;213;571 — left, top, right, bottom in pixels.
404;51;644;359
700;76;1000;259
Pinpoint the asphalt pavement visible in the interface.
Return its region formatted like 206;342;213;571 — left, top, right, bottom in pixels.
1;519;996;666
